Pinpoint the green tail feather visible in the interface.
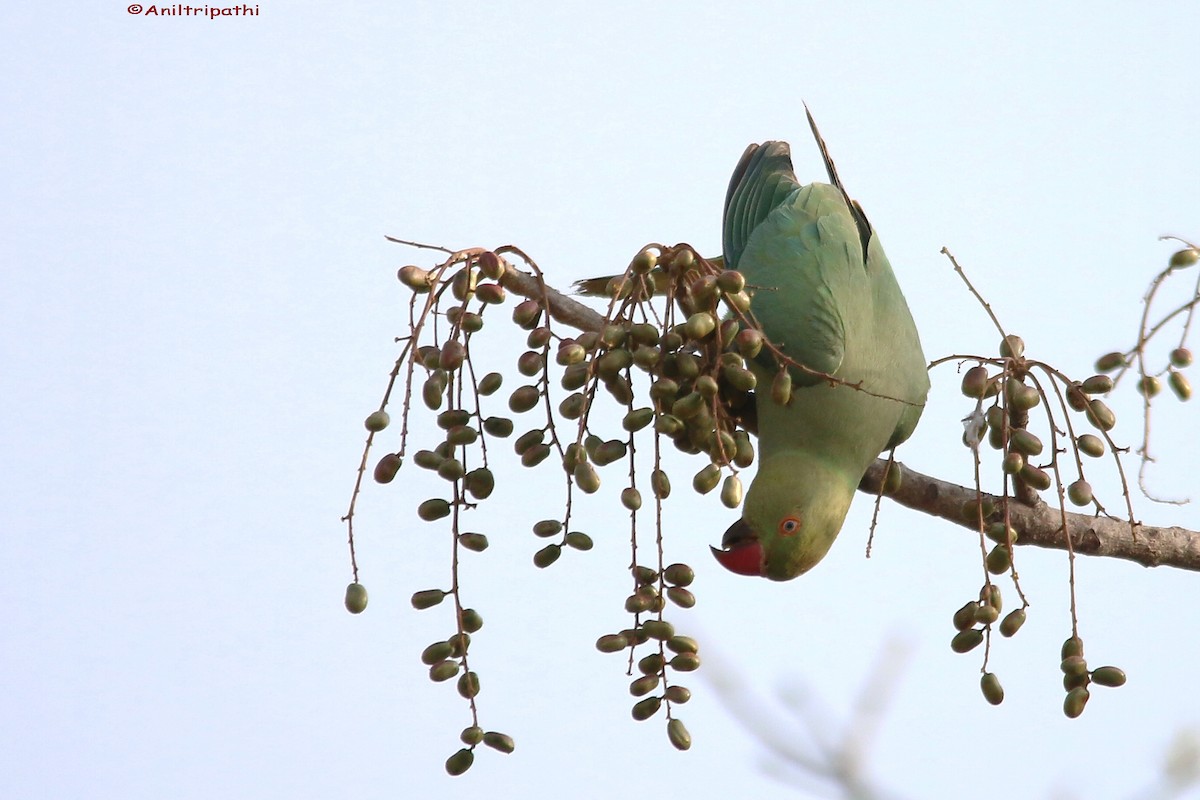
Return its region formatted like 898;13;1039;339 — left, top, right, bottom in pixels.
722;142;800;271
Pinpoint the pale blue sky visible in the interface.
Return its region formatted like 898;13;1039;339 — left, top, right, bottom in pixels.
3;3;1199;798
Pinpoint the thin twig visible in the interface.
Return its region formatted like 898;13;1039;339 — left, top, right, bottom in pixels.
942;248;1009;341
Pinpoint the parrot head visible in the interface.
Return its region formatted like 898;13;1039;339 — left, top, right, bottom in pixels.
710;455;856;581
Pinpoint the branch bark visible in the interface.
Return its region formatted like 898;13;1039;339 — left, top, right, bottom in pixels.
859;460;1200;572
497;260;1200;573
499;260;608;333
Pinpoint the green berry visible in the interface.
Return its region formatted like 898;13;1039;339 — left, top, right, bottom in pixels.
429;660;460;682
483;731;515;754
1064;687;1090;719
1169;248;1200;270
663;563;694;587
692;464;721;494
720;475;743;508
950;629;984;653
464;468;495;500
364;410;390;432
684;312;717;341
631;248;658;273
421;641;453;664
666;587;696;608
667;718;692;751
638;653;666;676
565;531;594;550
1169;371;1192;401
999;334;1025;358
417;498;451;521
974;604;999;625
596;634;628;653
1137;376;1163;397
475;283;505;304
373;453;402;484
1018;464;1052;492
999;609;1026;637
460;608;483;633
669;652;701;672
411;589;446;610
980;672;1004;705
533;544;561;568
642;620;675;641
1077;434;1105;458
1061;636;1085;659
444;748;474;776
1094;352;1126;373
882;462;903;494
631;697;662;721
438;340;466;371
458;532;489;552
1090;666;1127;687
508;385;541;413
397;265;433;292
961;365;989;398
771;370;793;405
574;463;601;493
1009;429;1043;457
1081;375;1114;394
667;636;699;655
621;487;643;511
1085;399;1116;431
953;602;978;632
1067;479;1093;506
344;582;368;614
457;670;480;699
478;372;503;395
651;469;672;499
986;544;1013;574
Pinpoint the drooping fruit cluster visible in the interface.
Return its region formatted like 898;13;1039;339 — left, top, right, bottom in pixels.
1092;242;1199;404
1059;635;1127;718
1083;241;1200;496
956;333;1126;518
594;562;700;748
1093;346;1193;403
347;242;790;770
353;247;526;773
560;246;763;497
943;331;1134;713
514;244;770;750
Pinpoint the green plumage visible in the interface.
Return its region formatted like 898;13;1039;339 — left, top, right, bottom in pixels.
719;119;929;580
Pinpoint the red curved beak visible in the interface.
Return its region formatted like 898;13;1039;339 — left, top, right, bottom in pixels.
711;518;764;576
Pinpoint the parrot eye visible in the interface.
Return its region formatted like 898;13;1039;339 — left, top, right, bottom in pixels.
778;517;801;536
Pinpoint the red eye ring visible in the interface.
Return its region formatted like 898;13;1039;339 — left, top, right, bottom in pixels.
778;516;801;536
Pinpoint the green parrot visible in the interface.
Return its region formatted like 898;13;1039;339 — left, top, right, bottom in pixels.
709;113;929;580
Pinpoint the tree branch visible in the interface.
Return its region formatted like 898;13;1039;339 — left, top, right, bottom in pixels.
499;255;609;333
859;460;1200;572
495;258;1200;573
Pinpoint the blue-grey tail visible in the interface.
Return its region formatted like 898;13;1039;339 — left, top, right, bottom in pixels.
722;141;799;271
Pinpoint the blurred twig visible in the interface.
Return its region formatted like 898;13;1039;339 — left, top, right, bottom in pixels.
702;637;913;800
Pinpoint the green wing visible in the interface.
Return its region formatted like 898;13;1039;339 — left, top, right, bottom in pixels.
723;142;864;382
